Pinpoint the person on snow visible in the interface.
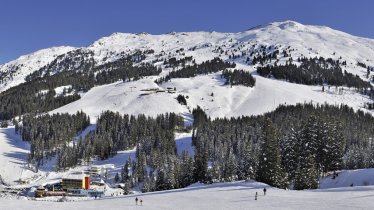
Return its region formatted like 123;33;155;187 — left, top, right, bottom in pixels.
140;199;143;206
255;192;258;200
263;188;267;196
135;197;139;205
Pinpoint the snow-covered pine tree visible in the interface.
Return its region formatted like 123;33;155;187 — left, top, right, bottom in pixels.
121;159;130;183
281;127;299;180
299;116;319;160
142;175;150;193
114;172;120;183
325;121;345;173
294;154;318;190
256;118;287;188
237;140;253;180
178;151;195;187
193;146;208;183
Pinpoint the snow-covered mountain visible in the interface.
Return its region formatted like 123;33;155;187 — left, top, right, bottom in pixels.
2;20;374;91
2;20;374;208
2;20;374;120
86;20;374;72
0;46;76;92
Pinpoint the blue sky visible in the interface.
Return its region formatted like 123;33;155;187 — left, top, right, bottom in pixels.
1;0;373;64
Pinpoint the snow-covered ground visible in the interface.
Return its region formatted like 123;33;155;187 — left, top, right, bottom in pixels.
50;73;372;121
0;127;30;185
1;20;373;121
0;46;75;92
320;169;374;189
175;132;194;157
1;181;374;210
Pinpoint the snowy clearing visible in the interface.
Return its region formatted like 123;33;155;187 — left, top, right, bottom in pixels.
50;73;373;121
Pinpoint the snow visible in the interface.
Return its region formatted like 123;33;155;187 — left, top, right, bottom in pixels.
86;20;374;77
37;85;73;97
320;169;374;189
3;20;374;94
2;20;374;208
54;85;72;97
0;46;75;92
50;72;372;122
175;132;194;157
1;20;373;121
0;127;30;185
1;181;374;210
50;79;189;122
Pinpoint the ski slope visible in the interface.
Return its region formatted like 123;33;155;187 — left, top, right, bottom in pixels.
0;127;30;185
320;169;374;189
1;181;374;210
50;72;372;122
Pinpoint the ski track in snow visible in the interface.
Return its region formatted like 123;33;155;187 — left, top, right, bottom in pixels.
1;181;374;210
0;127;30;185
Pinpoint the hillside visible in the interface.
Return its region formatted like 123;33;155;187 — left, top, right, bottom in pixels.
0;46;75;92
1;21;374;121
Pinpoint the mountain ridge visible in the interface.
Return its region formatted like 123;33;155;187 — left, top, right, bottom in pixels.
1;20;374;121
1;20;374;93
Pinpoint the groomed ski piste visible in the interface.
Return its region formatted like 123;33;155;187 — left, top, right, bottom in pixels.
1;178;374;210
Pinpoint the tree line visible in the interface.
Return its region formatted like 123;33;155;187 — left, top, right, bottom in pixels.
16;103;374;191
155;57;236;84
55;111;184;171
222;69;256;87
257;57;370;90
17;111;90;170
191;103;374;189
0;57;161;121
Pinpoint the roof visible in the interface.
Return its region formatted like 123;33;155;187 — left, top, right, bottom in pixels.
62;172;86;180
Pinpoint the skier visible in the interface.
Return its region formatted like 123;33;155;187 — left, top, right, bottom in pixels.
135;197;139;205
255;192;258;200
263;187;267;196
140;199;143;206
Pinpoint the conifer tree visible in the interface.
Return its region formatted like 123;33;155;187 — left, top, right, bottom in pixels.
193;148;208;183
294;154;318;190
257;118;287;188
281;127;299;180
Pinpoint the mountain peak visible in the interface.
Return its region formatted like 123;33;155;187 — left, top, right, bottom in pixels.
246;20;304;31
272;20;304;29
